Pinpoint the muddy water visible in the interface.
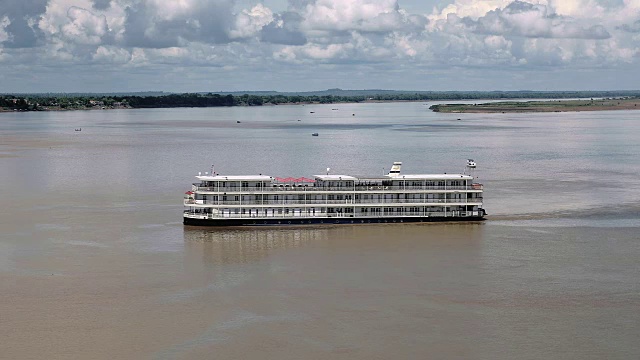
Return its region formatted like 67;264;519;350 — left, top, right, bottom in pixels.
1;104;639;359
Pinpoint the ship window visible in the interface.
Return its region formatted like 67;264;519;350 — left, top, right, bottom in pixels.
242;181;249;187
223;195;228;201
235;195;239;201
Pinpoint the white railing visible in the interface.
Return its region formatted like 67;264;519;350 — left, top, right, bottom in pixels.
185;199;483;206
192;185;482;193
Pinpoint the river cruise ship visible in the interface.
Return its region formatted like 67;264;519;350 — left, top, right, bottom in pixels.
183;161;485;226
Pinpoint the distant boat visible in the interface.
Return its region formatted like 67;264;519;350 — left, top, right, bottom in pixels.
236;121;241;123
332;108;338;110
74;128;81;131
297;119;301;121
312;133;319;136
467;159;476;168
310;111;315;113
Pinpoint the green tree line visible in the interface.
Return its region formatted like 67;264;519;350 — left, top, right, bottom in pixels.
3;91;640;111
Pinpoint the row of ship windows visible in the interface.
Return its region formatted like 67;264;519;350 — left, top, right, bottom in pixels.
204;180;465;187
200;193;477;201
215;206;468;215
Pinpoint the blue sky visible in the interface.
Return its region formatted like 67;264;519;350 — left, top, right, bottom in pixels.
1;0;639;93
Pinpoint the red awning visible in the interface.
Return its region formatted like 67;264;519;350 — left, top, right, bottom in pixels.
274;176;315;183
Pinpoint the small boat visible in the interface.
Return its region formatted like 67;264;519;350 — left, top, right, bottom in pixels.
310;111;315;113
467;159;476;168
311;133;319;136
74;128;81;131
236;121;241;123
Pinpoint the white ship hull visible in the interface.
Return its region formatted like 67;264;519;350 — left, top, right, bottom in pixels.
184;162;485;227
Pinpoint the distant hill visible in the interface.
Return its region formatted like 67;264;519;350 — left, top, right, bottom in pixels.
5;89;640;99
207;88;640;98
211;89;437;96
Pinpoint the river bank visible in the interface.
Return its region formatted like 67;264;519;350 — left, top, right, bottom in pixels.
4;97;640;114
429;97;640;113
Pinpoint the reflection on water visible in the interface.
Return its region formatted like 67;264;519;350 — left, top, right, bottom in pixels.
183;227;332;265
183;223;487;267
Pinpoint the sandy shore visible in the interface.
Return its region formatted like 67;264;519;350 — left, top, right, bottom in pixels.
430;98;640;113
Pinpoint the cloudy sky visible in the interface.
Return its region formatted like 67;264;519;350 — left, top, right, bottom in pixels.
1;0;639;93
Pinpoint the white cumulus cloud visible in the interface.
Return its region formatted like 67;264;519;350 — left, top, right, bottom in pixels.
93;45;130;63
0;16;11;43
1;0;640;91
474;1;611;39
300;0;427;33
61;6;110;45
230;4;274;39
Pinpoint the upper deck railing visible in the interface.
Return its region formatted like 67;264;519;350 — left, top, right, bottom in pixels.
192;184;483;193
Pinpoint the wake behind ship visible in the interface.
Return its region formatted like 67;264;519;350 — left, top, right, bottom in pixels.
183;161;485;226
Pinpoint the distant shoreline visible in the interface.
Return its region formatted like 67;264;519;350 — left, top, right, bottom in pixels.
0;99;426;112
3;97;640;114
429;98;640;113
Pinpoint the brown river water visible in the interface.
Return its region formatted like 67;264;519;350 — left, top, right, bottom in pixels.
1;103;639;359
